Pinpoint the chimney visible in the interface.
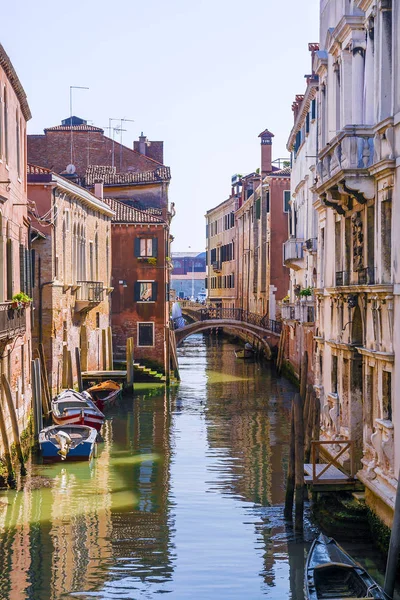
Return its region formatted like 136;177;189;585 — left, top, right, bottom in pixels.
259;129;274;175
94;181;104;199
138;132;147;155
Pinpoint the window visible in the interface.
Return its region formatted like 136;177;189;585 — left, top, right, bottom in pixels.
306;112;310;134
138;322;154;347
255;197;261;219
96;312;100;328
134;237;158;257
283;190;290;213
4;87;8;163
16;111;20;177
134;281;158;302
311;98;316;120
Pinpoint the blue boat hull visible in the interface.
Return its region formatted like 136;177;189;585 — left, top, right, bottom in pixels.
39;425;97;462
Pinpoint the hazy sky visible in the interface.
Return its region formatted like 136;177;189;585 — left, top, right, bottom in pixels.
4;0;319;252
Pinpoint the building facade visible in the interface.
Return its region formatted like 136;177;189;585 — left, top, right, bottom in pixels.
171;252;206;300
282;45;319;382
314;0;398;525
28;166;114;393
0;44;32;437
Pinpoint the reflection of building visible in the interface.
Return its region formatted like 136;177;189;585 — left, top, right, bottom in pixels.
171;252;206;300
28;165;114;392
0;43;32;439
281;44;319;384
314;0;397;526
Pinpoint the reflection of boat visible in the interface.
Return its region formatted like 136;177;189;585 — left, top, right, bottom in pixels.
52;389;105;431
39;425;98;461
84;380;121;411
305;533;388;599
235;348;255;359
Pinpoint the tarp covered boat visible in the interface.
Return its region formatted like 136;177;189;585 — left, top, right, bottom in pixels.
84;380;121;411
39;424;98;461
52;389;105;431
305;533;389;599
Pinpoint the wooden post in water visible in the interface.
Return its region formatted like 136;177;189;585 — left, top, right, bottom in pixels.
284;400;295;520
38;343;51;416
294;392;304;532
62;345;68;389
101;329;107;371
67;350;73;389
304;385;315;464
75;347;83;392
34;359;43;432
31;359;39;439
384;466;400;598
126;338;134;391
0;389;15;485
107;326;113;370
299;351;308;403
1;374;26;475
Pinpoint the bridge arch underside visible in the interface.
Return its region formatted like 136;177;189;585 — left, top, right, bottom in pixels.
175;319;279;359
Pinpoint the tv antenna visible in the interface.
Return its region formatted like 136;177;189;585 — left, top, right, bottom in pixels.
69;85;89;167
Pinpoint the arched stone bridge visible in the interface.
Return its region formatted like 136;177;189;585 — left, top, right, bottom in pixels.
174;307;282;358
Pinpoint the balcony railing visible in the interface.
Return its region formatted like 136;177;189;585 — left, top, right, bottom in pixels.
335;268;377;287
357;267;375;285
197;307;282;334
335;271;350;286
283;238;304;265
305;237;317;252
77;281;104;302
281;301;315;323
0;302;26;340
212;261;221;272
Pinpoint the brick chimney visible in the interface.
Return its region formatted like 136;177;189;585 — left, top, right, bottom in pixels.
134;133;164;164
258;129;274;175
94;181;104;199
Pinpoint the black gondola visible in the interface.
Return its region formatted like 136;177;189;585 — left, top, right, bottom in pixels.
305;534;389;599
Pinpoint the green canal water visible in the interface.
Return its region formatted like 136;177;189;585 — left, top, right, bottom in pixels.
0;334;396;599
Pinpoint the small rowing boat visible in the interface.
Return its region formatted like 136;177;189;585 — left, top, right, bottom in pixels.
234;348;255;359
305;533;389;599
39;425;98;461
83;380;121;411
51;389;105;431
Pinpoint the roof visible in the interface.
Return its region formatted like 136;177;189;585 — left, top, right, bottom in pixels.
86;165;171;186
101;197;165;224
267;166;291;177
44;124;104;133
0;44;31;121
172;252;205;258
258;128;274;138
27;163;51;175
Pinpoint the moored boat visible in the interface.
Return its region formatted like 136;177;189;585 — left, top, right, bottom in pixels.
305;533;389;599
51;389;105;431
39;424;98;461
83;380;121;411
234;348;255;359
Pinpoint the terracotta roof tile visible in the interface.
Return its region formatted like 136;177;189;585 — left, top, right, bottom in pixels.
268;166;291;177
85;165;171;186
44;124;104;133
27;163;52;174
0;44;31;121
101;197;165;224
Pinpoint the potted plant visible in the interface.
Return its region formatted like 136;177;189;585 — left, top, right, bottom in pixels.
11;292;32;309
299;287;313;300
282;295;290;304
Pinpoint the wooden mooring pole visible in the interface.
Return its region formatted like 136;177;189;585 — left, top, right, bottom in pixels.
294;392;304;532
107;326;113;370
126;337;134;391
75;347;83;393
0;381;15;485
38;343;51;417
284;400;295;520
384;465;400;598
1;375;26;476
299;351;308;403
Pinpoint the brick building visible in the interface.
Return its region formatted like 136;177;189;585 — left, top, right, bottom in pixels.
0;44;32;438
28;165;115;393
101;196;170;370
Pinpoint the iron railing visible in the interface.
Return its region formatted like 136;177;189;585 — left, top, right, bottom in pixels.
336;268;377;287
335;271;350;286
357;267;375;285
77;281;104;302
281;302;315;323
197;307;282;334
0;302;26;340
283;238;304;264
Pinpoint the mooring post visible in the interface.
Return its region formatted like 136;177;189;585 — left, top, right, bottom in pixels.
31;359;39;439
0;392;15;486
126;338;134;391
299;351;308;403
107;326;113;370
38;343;51;416
294;392;304;532
101;329;107;371
75;347;83;392
34;358;43;432
384;466;400;598
1;374;26;475
284;399;295;520
304;385;315;464
67;350;73;389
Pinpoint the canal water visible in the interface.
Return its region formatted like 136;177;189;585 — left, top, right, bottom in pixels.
0;333;396;599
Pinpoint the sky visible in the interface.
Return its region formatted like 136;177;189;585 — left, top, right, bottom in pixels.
3;0;319;252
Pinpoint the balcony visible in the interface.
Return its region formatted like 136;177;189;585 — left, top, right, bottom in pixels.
281;301;315;323
335;268;376;287
283;238;304;270
0;302;26;340
304;237;317;253
212;261;221;272
75;281;104;313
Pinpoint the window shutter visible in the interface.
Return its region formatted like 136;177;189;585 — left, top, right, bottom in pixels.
152;237;158;257
151;281;158;301
134;282;141;301
134;238;141;257
205;277;208;289
19;244;25;294
6;239;13;300
311;98;316;120
166;283;170;301
31;249;36;288
256;198;261;219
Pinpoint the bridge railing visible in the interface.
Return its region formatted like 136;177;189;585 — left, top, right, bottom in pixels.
197;307;282;334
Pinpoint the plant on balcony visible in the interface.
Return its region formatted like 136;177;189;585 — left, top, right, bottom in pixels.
11;292;32;310
294;284;301;297
299;287;313;298
282;295;290;304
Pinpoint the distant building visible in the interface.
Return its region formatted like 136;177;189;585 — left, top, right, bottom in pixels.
28;165;114;392
171;252;206;300
0;43;32;439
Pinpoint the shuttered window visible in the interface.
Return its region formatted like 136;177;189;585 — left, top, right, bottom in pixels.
6;238;13;299
134;237;158;258
134;281;158;302
138;322;154;347
255;198;261;219
283;191;291;213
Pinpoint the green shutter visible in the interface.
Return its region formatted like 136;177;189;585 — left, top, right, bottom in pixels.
256;198;261;219
6;239;13;299
19;244;25;294
152;238;158;257
134;282;141;301
151;282;158;301
134;238;141;257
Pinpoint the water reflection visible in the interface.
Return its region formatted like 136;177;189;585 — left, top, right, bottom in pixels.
0;333;395;599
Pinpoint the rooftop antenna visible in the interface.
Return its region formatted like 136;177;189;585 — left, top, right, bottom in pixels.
119;118;135;171
69;85;89;168
108;118;120;168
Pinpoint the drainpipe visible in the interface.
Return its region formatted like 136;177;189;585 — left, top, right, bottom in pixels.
38;256;53;346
